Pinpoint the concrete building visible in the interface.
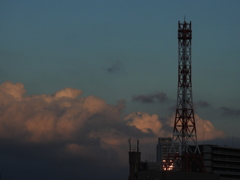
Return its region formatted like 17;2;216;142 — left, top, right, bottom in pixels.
129;138;141;180
129;149;141;180
156;137;179;170
199;144;240;180
129;139;220;180
129;153;220;180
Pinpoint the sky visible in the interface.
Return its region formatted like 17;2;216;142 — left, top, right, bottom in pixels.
0;0;240;179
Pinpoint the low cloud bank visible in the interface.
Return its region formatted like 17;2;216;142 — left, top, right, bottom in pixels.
0;81;224;179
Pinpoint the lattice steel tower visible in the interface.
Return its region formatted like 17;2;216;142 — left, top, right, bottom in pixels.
165;20;205;172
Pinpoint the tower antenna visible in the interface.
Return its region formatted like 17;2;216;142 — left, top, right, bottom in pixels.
164;20;205;172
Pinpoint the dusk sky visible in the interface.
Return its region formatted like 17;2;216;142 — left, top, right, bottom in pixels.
0;0;240;179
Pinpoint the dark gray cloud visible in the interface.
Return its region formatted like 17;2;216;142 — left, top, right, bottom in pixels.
132;92;169;103
195;101;211;108
0;140;127;180
220;106;240;117
169;104;176;112
104;60;123;73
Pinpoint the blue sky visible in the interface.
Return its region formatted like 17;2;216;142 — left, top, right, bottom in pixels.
0;0;240;179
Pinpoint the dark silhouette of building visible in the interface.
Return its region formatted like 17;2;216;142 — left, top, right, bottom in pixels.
129;138;141;180
199;144;240;179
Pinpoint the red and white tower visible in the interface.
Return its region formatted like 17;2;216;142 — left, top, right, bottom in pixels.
165;20;205;172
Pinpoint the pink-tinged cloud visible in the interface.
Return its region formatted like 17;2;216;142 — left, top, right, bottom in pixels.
0;81;121;143
194;115;225;141
0;81;25;100
54;88;82;98
124;112;170;137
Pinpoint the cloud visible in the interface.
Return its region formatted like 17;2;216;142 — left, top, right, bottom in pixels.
124;112;166;136
104;60;123;73
0;82;131;179
0;81;25;100
132;92;169;103
220;106;240;117
194;115;225;140
0;81;224;146
195;100;211;108
54;88;82;98
0;81;225;179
